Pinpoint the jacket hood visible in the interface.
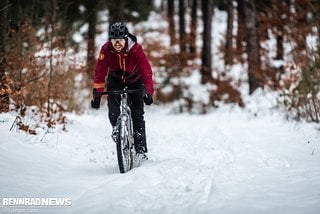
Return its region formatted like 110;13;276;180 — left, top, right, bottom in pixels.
126;33;137;52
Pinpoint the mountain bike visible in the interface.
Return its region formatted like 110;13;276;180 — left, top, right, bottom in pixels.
95;87;143;173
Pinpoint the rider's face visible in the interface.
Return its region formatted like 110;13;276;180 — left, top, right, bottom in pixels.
111;39;126;52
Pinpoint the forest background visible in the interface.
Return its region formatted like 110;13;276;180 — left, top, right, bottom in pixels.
0;0;319;131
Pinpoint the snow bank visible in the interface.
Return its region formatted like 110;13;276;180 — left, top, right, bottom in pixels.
1;103;319;213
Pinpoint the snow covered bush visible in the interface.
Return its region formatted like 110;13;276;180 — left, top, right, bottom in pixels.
5;22;83;132
280;60;320;123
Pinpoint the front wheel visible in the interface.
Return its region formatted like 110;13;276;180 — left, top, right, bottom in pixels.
116;117;134;173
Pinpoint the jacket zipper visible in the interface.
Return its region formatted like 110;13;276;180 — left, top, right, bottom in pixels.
117;53;127;83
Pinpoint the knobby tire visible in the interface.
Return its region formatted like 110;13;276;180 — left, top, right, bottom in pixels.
116;118;133;173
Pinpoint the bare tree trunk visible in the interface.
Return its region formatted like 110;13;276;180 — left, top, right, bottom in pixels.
146;0;153;8
276;30;284;60
8;0;21;32
225;0;234;65
243;0;261;94
273;0;286;60
318;10;320;58
30;0;41;27
47;0;57;117
190;0;197;55
167;0;176;45
179;0;186;55
200;0;214;84
236;0;245;59
108;0;125;24
0;0;9;112
0;0;7;55
86;0;99;83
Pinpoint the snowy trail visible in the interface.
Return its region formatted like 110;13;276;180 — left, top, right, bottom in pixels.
1;105;320;214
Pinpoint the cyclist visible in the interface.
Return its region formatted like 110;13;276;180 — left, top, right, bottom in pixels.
91;22;154;160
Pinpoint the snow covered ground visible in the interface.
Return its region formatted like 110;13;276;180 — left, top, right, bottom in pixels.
1;91;320;214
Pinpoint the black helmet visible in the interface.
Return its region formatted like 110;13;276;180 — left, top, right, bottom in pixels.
109;22;128;39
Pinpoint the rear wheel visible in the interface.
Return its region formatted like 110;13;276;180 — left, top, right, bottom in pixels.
116;117;133;173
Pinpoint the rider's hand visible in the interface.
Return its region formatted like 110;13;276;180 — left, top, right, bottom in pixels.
91;89;101;109
143;93;153;105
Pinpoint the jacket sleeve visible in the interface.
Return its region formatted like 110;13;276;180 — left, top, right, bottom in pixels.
136;45;154;95
93;46;108;93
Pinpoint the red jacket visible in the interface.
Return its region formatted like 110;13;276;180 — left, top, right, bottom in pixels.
93;38;154;95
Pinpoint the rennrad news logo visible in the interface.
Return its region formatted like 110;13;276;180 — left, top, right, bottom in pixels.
2;197;72;206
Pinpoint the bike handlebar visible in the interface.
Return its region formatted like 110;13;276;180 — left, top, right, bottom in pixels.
94;88;144;96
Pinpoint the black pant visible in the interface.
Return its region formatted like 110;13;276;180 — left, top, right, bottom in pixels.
107;76;147;153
